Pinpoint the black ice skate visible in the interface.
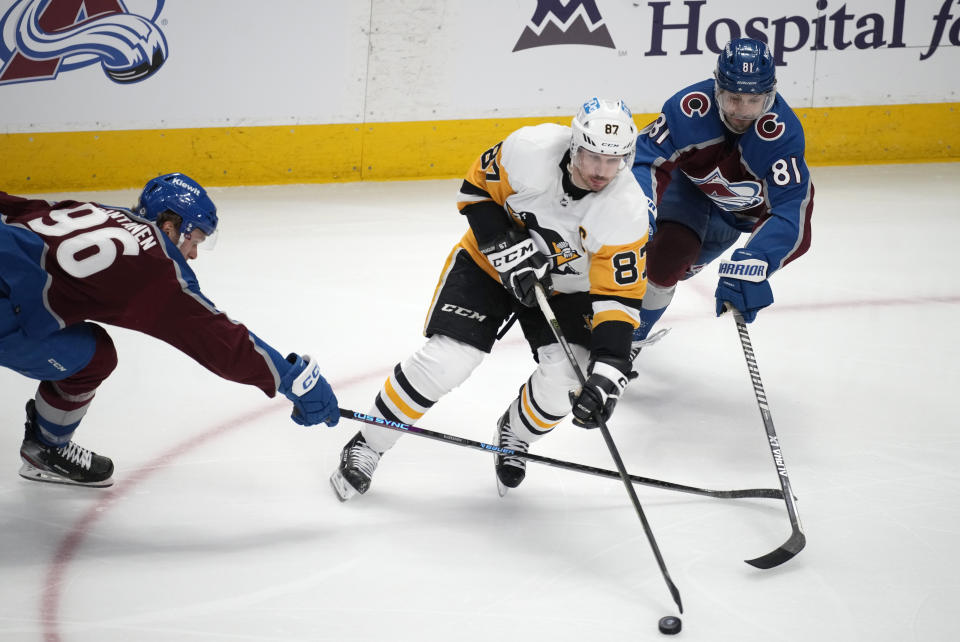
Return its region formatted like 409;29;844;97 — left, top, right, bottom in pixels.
329;431;381;502
494;410;529;497
18;400;114;487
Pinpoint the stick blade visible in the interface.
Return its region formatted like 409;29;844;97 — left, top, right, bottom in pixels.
745;531;806;569
669;580;684;614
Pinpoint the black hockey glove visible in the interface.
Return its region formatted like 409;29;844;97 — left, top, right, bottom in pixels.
480;229;552;307
570;356;632;429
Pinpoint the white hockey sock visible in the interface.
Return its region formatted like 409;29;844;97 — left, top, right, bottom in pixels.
362;335;485;453
505;342;589;443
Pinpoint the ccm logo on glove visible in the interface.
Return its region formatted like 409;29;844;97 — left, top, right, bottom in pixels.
486;238;536;269
292;361;322;396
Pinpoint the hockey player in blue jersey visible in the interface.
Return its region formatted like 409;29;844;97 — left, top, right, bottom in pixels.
630;37;813;355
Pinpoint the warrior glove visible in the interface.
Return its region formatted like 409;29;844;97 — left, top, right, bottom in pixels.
481;229;552;308
570;356;632;429
715;248;774;323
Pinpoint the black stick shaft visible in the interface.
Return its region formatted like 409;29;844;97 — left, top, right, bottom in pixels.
534;285;683;615
338;409;782;501
734;316;806;569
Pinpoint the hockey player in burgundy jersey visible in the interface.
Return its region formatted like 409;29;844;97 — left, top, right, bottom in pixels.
630;38;814;358
0;173;339;487
330;98;656;501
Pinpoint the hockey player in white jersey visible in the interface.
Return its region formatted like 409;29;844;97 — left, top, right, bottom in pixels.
330;98;656;500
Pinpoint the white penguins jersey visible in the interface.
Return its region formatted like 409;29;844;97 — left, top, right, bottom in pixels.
456;123;654;329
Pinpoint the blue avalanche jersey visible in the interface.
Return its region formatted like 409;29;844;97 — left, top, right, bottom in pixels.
631;78;813;273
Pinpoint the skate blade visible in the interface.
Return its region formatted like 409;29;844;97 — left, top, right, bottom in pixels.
496;476;509;498
329;469;359;502
18;462;113;488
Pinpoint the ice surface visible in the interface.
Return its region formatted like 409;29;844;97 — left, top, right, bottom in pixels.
1;163;958;641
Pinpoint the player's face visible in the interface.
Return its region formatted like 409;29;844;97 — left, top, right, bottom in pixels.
717;89;773;133
178;229;208;260
571;149;624;191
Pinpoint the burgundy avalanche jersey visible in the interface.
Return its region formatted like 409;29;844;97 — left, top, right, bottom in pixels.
631;78;813;273
0;192;284;396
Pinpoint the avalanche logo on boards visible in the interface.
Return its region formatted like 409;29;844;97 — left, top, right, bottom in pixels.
513;0;615;51
0;0;167;85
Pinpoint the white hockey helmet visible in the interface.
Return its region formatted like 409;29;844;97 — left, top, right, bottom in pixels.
570;97;638;171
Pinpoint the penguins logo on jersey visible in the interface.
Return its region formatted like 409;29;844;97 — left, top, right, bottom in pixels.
513;210;583;275
0;0;167;86
513;0;614;52
690;168;764;211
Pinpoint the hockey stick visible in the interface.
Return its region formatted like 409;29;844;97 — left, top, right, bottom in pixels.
533;284;683;615
338;409;783;501
733;314;806;569
496;312;518;340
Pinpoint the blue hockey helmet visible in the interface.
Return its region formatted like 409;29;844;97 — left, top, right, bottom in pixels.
137;173;218;236
714;39;777;132
714;38;776;95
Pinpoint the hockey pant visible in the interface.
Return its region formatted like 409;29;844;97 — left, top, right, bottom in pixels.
0;322;117;447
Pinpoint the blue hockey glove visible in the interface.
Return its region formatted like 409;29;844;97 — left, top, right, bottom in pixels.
715;248;774;323
279;353;339;427
569;356;631;429
481;229;552;307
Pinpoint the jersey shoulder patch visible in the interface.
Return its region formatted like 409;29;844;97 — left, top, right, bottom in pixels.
665;78;714;113
662;78;726;147
752;100;804;145
741;98;807;172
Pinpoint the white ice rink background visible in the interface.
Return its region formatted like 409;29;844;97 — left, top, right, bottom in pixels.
1;163;958;641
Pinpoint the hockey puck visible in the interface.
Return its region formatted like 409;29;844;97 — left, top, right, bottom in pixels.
658;615;682;635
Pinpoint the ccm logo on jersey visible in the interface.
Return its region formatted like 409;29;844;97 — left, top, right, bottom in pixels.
718;258;767;282
441;304;487;322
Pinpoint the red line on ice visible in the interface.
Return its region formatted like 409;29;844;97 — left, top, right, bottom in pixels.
39;372;373;642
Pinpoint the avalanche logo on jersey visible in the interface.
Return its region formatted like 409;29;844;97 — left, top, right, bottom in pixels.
0;0;167;86
689;168;764;211
513;0;614;52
